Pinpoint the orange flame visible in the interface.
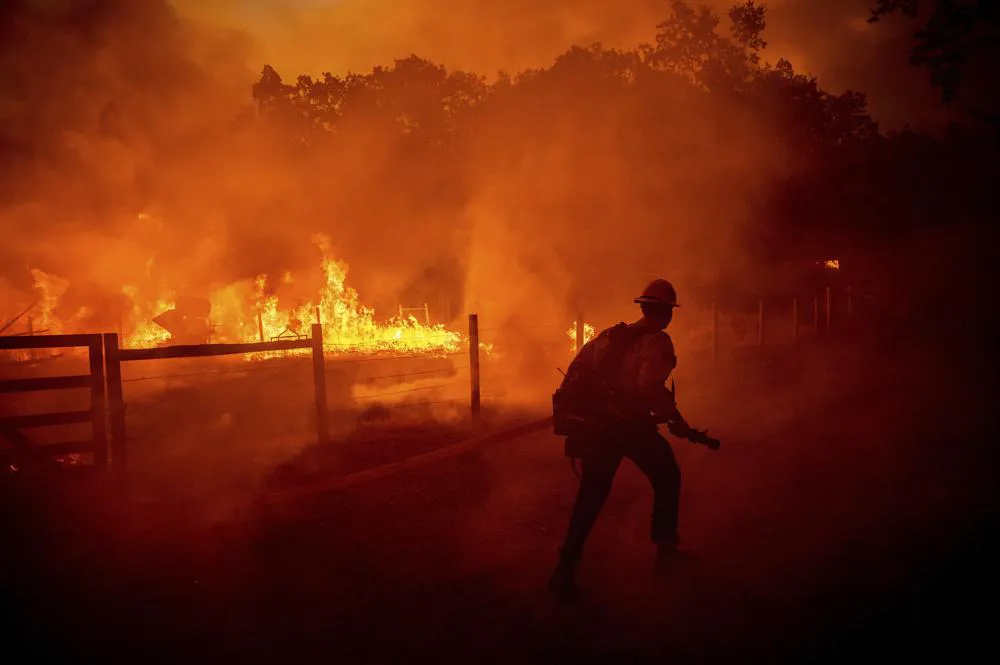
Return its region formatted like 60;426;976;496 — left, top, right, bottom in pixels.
567;321;596;354
122;285;174;348
30;269;69;334
117;235;462;356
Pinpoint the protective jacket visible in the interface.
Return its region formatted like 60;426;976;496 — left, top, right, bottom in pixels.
553;319;684;436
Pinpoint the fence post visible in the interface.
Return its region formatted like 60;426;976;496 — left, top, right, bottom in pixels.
88;337;108;469
712;302;719;361
102;333;127;472
792;297;799;346
575;313;585;353
257;310;265;342
757;298;764;346
469;313;481;417
825;286;832;334
423;303;430;325
311;323;329;445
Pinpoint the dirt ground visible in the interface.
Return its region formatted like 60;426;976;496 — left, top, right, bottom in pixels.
2;332;998;664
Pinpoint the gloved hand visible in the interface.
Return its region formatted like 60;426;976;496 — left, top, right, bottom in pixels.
667;420;720;450
688;428;721;450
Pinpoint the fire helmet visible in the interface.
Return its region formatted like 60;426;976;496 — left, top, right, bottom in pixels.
634;279;680;308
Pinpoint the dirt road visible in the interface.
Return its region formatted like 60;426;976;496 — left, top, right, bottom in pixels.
4;339;998;664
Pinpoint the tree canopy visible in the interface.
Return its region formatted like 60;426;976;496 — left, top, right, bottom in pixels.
870;0;1000;119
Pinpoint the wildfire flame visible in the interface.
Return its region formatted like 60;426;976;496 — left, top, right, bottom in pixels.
30;269;69;334
15;236;462;358
122;285;175;348
567;321;596;354
118;234;461;356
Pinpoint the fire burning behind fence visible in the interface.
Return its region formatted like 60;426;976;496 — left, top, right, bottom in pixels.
14;235;462;358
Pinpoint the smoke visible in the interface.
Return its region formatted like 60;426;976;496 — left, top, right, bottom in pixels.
0;0;257;327
0;0;949;367
456;65;783;332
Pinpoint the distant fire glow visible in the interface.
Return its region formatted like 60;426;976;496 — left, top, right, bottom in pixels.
823;259;841;270
567;322;596;354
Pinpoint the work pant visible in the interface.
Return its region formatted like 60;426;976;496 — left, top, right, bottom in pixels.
558;427;681;562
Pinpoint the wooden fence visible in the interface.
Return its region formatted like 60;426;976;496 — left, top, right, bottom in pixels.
1;288;856;474
0;334;108;467
102;323;328;472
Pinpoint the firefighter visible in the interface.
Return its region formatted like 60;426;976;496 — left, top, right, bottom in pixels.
549;279;719;598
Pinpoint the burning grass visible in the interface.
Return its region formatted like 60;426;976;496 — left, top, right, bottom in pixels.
6;234;463;360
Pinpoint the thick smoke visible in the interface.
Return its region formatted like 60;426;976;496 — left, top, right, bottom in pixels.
0;0;256;329
0;0;929;363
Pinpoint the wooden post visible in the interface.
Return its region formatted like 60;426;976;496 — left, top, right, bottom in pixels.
792;297;800;346
423;303;430;325
711;302;719;361
825;286;832;334
575;313;585;354
102;333;127;471
88;337;108;469
257;310;265;342
813;296;819;334
26;317;34;361
469;313;481;417
311;323;328;445
315;306;322;325
757;298;764;346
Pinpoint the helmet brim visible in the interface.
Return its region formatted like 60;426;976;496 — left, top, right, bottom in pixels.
634;297;680;307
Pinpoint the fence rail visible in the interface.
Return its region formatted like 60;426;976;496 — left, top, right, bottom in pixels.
0;375;93;393
0;410;94;429
116;338;314;362
0;333;102;350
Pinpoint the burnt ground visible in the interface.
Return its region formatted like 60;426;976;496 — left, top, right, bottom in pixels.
2;333;998;664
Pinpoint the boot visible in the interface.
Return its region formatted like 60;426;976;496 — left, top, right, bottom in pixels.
655;541;695;574
548;557;579;600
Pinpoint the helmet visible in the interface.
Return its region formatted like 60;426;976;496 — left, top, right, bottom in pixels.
634;279;680;307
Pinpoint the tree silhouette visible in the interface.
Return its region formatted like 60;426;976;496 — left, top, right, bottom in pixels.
870;0;1000;117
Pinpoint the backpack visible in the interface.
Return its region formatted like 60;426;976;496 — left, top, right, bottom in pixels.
552;322;647;437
